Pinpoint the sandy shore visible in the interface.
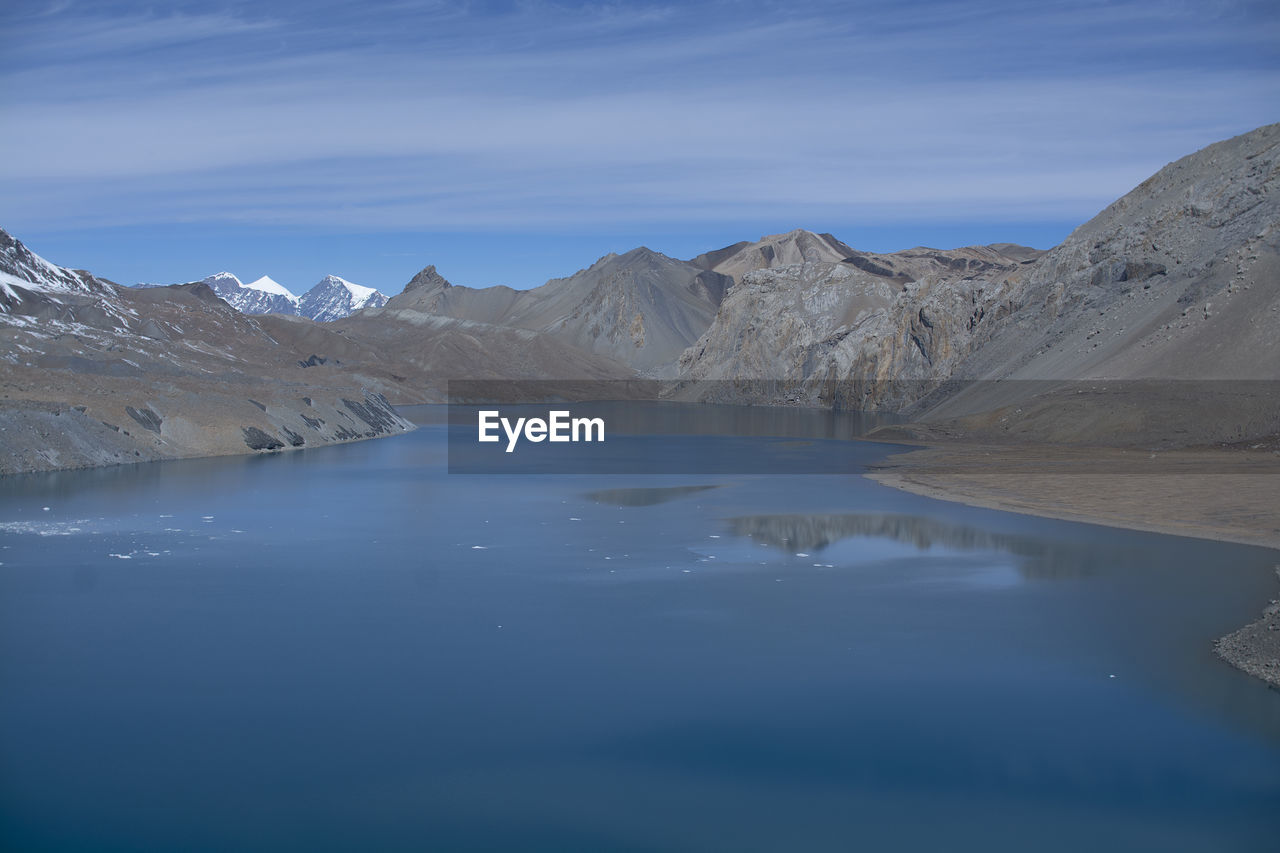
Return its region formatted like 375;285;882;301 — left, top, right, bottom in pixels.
865;442;1280;688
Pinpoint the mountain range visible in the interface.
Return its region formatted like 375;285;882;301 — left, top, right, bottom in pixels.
139;272;389;321
2;122;1277;473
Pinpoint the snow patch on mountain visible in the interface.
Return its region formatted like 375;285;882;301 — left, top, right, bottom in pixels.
244;275;295;298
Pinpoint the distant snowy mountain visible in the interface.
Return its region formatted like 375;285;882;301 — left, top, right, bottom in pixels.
298;275;388;321
131;270;385;321
202;272;299;315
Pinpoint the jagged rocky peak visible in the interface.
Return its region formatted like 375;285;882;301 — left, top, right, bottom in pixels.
404;264;454;293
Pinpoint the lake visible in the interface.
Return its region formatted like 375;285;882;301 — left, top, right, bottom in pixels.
2;406;1279;851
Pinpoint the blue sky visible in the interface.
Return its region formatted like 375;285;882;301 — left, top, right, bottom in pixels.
2;1;1277;294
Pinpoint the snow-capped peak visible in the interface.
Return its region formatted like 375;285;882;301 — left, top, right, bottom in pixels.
201;271;244;288
319;274;377;301
244;275;296;299
298;274;388;321
197;271;298;315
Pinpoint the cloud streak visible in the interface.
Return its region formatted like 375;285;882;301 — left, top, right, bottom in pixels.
2;0;1277;232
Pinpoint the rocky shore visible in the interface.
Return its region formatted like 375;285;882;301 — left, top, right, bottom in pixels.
865;440;1280;688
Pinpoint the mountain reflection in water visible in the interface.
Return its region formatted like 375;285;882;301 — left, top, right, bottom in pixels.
725;512;1094;580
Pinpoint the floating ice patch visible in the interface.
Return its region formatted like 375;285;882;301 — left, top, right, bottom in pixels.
108;553;132;559
0;520;92;536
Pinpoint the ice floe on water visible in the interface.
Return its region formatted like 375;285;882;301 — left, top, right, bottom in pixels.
0;519;93;536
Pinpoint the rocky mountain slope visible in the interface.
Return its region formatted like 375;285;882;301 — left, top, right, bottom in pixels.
1;230;115;303
675;124;1279;446
904;122;1280;445
332;301;635;399
383;247;732;374
1;231;416;474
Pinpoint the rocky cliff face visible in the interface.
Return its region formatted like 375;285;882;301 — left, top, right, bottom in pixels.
676;244;1040;409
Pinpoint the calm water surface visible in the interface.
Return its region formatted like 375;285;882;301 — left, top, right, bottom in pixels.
2;407;1279;851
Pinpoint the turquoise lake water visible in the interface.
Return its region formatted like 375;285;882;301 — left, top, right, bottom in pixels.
2;408;1278;851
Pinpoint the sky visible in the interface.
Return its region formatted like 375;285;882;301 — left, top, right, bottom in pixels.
1;0;1277;295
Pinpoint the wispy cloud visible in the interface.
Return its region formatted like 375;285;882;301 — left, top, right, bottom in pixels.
1;0;1277;232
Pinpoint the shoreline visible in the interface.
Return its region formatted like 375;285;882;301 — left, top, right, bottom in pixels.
864;441;1280;688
